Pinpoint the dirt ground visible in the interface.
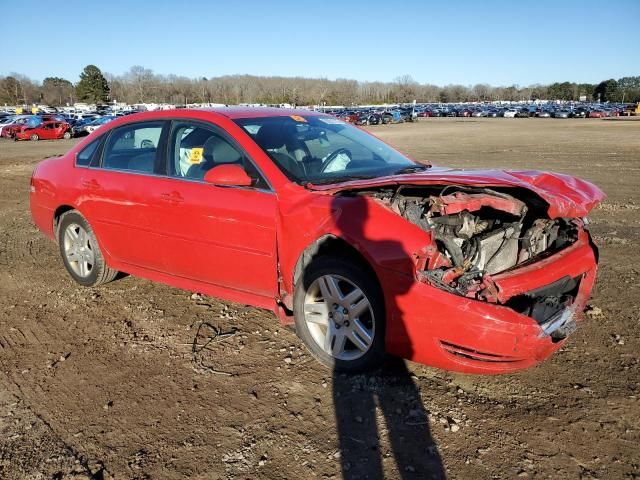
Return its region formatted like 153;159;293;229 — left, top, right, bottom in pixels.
0;118;638;480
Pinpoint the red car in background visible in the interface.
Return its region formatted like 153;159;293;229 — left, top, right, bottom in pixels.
14;120;71;141
1;119;30;138
340;111;361;123
29;108;604;374
588;110;607;118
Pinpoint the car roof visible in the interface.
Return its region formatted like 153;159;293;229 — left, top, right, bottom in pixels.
200;107;324;119
99;107;327;131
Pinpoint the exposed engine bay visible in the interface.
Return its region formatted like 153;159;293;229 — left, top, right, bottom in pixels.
358;185;579;302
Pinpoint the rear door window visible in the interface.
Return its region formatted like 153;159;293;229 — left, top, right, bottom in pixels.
76;138;101;167
102;122;165;174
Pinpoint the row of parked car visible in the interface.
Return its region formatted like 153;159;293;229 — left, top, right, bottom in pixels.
326;102;628;124
0;109;139;141
1;100;629;141
422;104;623;118
332;108;420;125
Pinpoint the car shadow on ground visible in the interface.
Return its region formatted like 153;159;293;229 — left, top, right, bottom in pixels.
330;194;445;479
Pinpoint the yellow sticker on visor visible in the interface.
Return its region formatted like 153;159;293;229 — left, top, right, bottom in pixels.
190;147;204;164
290;115;307;122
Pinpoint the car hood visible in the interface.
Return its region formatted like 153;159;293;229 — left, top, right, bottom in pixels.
307;167;605;218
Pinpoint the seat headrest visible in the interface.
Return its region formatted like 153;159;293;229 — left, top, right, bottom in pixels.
213;140;241;164
255;122;287;150
202;135;242;164
202;136;218;162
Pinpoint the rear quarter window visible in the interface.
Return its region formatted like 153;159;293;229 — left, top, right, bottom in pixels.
75;138;100;167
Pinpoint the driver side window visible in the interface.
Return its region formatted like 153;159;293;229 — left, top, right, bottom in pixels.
169;121;269;189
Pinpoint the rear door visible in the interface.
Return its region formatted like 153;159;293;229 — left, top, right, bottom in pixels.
78;121;171;270
50;122;65;139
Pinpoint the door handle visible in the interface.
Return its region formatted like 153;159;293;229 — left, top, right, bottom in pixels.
81;179;100;190
160;191;184;204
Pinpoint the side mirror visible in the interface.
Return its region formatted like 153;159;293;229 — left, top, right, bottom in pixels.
203;164;252;187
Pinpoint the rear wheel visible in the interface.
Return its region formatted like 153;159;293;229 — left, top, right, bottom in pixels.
293;257;385;372
63;131;71;139
30;133;39;141
58;211;118;287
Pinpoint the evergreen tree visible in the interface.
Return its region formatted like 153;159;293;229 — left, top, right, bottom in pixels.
76;65;109;103
593;79;620;102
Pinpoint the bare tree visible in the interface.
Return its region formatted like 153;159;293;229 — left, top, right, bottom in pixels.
126;66;155;103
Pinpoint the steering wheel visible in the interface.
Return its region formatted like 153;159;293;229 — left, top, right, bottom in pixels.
321;148;353;173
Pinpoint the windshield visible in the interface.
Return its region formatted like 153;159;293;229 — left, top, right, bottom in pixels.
234;115;426;184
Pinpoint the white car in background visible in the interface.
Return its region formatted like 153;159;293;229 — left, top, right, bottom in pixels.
503;109;518;118
0;116;16;135
83;115;116;134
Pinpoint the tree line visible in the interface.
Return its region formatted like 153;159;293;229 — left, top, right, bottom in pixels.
1;65;639;107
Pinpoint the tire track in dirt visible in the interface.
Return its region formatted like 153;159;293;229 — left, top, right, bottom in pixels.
0;220;54;269
0;385;99;480
0;326;42;351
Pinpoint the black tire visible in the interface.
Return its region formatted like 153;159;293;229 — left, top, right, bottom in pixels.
30;133;39;141
57;211;118;287
63;131;71;139
293;256;386;372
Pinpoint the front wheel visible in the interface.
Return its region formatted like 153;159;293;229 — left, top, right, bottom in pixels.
30;133;39;141
63;131;71;139
293;257;386;372
58;211;118;287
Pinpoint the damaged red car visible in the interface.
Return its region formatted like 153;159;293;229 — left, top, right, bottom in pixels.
14;120;72;141
30;108;604;373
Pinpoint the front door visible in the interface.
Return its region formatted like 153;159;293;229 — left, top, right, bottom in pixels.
149;120;278;297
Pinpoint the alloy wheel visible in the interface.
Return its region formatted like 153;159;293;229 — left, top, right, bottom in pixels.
303;274;375;361
63;223;95;278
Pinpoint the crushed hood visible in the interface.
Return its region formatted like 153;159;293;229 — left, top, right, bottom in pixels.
308;167;605;218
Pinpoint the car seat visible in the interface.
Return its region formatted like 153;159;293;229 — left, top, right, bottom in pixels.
255;123;306;178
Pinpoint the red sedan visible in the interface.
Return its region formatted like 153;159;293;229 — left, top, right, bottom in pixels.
29;108;604;374
588;110;607;118
14;120;71;141
340;112;360;123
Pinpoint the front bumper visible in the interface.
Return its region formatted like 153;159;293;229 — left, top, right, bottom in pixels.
381;230;598;374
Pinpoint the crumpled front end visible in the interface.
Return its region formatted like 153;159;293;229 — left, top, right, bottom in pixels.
352;184;601;373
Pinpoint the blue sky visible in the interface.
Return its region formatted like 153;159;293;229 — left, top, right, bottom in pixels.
1;0;637;85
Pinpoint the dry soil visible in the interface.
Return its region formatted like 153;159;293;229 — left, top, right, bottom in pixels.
0;118;638;479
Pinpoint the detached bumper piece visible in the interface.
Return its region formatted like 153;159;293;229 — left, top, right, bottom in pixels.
540;307;577;341
505;275;581;342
